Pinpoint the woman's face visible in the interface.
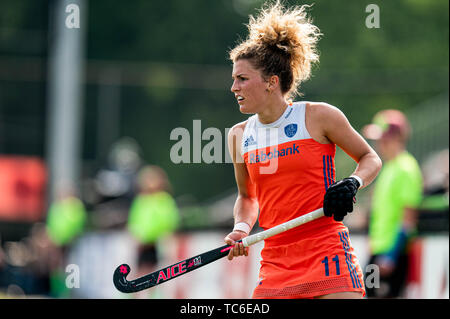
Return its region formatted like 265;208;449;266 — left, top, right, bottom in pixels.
231;59;269;114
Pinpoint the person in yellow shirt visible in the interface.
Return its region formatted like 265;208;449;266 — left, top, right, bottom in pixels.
46;184;87;297
363;109;423;298
127;165;179;297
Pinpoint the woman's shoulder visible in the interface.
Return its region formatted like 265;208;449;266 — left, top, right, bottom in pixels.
227;120;250;158
303;101;341;113
228;119;249;137
300;101;349;143
303;101;347;122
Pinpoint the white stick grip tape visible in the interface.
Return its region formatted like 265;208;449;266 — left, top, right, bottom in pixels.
241;207;324;247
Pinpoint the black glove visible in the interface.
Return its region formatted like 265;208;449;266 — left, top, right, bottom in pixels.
323;177;360;222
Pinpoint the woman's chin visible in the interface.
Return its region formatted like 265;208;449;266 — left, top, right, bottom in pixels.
239;104;255;114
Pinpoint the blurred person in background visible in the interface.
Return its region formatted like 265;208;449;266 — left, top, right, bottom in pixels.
45;182;87;297
224;2;381;299
362;109;423;298
127;165;179;298
0;218;60;298
91;137;144;229
22;223;61;297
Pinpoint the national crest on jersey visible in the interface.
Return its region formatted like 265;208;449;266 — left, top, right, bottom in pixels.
284;123;297;138
241;102;339;245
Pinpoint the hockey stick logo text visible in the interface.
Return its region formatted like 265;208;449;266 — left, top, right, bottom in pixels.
187;256;202;268
156;260;187;284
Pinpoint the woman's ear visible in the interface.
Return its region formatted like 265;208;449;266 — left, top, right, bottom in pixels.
268;75;280;92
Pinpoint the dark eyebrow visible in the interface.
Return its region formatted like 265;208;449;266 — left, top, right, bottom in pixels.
232;73;248;79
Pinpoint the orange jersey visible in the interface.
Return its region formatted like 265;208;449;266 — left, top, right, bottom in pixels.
241;102;365;298
242;102;341;246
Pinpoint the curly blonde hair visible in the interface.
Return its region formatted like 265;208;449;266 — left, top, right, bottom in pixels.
229;1;321;98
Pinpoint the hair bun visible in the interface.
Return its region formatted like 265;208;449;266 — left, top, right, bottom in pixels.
230;1;321;98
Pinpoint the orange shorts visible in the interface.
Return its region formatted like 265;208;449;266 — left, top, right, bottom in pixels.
252;224;366;299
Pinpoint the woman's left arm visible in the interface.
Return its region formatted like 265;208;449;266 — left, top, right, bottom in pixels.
314;102;382;188
309;102;382;221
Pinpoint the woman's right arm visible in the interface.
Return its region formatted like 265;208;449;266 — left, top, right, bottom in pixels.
224;122;259;260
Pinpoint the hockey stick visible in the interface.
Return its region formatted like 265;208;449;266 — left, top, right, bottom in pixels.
113;207;324;293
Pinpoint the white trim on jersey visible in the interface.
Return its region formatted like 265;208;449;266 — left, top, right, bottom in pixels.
241;102;312;155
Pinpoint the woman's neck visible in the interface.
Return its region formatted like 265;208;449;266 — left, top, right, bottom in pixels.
257;96;289;124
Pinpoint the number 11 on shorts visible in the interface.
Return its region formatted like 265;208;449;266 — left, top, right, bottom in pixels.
321;255;340;276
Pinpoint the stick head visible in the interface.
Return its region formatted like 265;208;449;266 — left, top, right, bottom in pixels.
113;264;131;293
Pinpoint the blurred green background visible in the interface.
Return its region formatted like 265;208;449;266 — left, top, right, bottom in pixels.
0;0;448;299
0;0;447;205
